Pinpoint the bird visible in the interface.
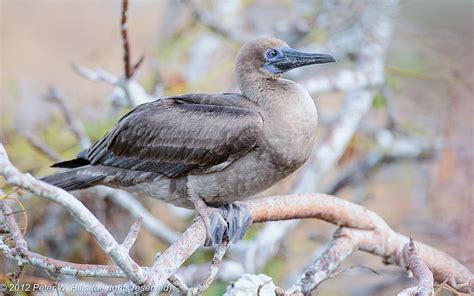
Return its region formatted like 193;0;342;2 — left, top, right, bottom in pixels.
41;37;335;246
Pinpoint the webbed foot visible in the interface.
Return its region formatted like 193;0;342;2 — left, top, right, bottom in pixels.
193;200;252;246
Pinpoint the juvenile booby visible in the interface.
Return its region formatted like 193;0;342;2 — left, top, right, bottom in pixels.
42;38;335;246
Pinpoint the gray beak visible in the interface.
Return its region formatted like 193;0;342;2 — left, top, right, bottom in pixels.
264;47;336;75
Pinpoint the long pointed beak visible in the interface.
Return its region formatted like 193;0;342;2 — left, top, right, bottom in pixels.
264;47;336;74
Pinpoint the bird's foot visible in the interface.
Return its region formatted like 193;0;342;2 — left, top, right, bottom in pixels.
193;200;252;246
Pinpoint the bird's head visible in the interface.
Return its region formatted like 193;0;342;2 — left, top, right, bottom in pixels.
236;37;336;79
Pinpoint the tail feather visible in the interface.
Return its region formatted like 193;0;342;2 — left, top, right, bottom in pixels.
51;158;90;168
40;168;104;191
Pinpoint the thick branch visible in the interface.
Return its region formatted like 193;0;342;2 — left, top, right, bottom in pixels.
143;193;472;291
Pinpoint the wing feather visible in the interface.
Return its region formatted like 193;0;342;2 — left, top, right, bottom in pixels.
87;94;263;178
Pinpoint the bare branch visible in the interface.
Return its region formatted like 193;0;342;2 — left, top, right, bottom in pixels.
167;275;189;294
24;133;62;162
181;0;250;43
288;228;359;293
132;55;145;75
121;216;143;252
12;264;24;282
90;186;180;244
120;0;144;79
188;240;230;294
0;144;148;285
397;238;435;296
2;195;130;279
72;62;154;108
71;63;118;85
0;198;175;287
71;0;153;109
1;143;472;292
300;64;384;94
0;197;28;250
138;191;472;292
0;241;128;278
121;0;132;79
45;87;91;150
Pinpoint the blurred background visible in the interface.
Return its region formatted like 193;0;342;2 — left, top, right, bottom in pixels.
1;0;473;295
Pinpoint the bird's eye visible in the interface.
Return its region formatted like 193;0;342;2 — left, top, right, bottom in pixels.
267;49;278;59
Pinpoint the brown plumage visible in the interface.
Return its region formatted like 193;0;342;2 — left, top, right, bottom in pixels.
89;94;263;178
42;37;335;245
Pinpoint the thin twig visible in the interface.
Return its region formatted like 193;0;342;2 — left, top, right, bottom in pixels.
180;0;250;43
188;240;230;294
90;186;180;244
45;87;91;150
121;0;132;78
121;216;143;252
120;0;143;79
72;0;152;109
12;264;24;283
0;197;28;250
71;63;118;85
0;241;128;278
24;133;62;162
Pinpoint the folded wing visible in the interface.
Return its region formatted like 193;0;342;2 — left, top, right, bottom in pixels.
84;95;263;178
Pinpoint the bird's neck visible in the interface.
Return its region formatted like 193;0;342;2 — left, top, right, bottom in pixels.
237;71;284;104
236;67;318;136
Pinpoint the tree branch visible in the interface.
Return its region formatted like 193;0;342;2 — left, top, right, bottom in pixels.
121;216;143;252
288;228;359;294
180;0;250;43
121;0;132;79
90;186;180;244
71;0;153;109
24;133;62;162
45;87;91;150
0;197;28;250
188;240;230;294
0;144;148;285
397;238;434;296
0;144;471;293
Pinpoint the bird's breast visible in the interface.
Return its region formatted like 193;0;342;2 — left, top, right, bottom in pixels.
260;84;318;174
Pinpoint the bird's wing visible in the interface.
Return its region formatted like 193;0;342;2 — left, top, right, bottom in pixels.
87;94;263;178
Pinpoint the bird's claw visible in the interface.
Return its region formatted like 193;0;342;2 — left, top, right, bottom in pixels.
195;202;252;246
